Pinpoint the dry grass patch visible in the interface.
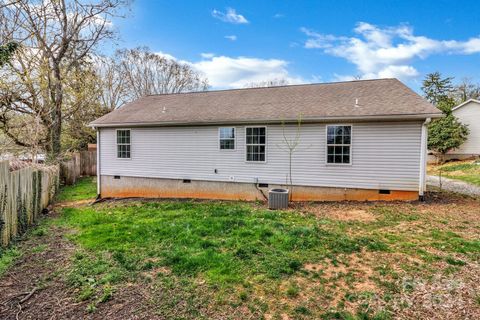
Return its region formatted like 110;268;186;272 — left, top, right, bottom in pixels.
428;160;480;186
295;202;377;222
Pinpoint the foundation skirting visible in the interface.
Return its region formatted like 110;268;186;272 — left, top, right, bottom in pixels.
100;175;419;202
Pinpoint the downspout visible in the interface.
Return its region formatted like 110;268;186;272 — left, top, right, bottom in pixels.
419;118;431;201
96;128;101;199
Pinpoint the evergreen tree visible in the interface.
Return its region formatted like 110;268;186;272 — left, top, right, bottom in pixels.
0;42;18;66
422;72;469;162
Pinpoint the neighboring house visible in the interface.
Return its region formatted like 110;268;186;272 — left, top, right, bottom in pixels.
90;78;441;202
449;99;480;159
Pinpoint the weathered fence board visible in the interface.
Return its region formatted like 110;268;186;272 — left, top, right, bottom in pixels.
60;151;96;185
80;151;96;176
0;161;59;246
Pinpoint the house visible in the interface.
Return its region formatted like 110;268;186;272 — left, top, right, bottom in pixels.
90;78;441;202
448;99;480;159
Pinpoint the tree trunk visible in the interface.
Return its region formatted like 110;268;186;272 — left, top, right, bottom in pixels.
438;152;446;164
49;105;62;160
289;152;293;202
48;65;63;162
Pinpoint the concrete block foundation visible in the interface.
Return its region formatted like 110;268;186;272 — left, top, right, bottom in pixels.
100;175;419;202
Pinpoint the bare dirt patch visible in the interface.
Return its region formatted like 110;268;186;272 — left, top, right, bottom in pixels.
297;202;377;222
391;261;480;320
264;252;385;317
325;208;376;222
54;199;94;208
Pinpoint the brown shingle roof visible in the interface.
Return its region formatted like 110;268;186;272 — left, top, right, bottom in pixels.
91;78;441;127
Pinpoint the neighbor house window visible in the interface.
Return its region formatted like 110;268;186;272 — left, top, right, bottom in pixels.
326;125;351;164
246;127;266;162
117;129;131;159
219;127;235;150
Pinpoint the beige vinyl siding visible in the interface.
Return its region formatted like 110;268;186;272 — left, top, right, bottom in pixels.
452;101;480;155
99;121;422;191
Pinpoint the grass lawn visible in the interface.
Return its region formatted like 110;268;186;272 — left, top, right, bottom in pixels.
428;160;480;186
0;180;479;319
56;176;97;202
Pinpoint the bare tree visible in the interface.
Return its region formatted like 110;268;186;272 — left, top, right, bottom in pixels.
92;47;209;111
0;47;107;156
0;0;128;160
94;54;130;110
0;1;21;66
454;78;480;102
0;131;23;156
114;47;209;100
277;115;303;201
0;44;49;151
62;62;108;151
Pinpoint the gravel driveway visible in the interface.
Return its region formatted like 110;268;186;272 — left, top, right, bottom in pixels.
427;175;480;197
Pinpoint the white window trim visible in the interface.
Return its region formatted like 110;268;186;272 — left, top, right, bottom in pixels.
325;124;353;166
245;126;267;163
116;128;131;160
218;127;236;151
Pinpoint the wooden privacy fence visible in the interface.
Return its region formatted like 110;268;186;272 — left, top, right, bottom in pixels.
60;151;97;185
0;161;59;246
80;150;97;176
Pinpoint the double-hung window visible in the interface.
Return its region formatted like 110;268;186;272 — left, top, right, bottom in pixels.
246;127;266;162
326;125;351;164
219;127;235;150
117;129;131;159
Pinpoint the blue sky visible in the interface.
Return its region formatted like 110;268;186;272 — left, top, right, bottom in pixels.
110;0;480;91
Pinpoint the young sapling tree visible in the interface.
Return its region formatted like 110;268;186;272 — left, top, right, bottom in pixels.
277;115;303;201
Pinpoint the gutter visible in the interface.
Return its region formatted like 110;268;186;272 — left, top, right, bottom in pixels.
96;129;101;199
419;118;431;201
89;113;443;128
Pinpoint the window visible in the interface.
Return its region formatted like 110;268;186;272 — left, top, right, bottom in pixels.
326;125;351;164
246;127;266;162
219;127;235;150
117;129;131;159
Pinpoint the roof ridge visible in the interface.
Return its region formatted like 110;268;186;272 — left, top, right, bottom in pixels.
90;78;442;128
145;78;397;98
452;98;480;111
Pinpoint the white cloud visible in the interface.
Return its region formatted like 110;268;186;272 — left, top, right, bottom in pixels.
192;55;306;88
301;22;480;80
155;51;178;61
364;65;419;79
273;13;285;19
152;51;315;89
200;53;215;59
154;51;192;66
224;35;237;41
443;37;480;54
212;8;249;24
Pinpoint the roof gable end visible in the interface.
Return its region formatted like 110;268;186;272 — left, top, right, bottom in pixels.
452;99;480;111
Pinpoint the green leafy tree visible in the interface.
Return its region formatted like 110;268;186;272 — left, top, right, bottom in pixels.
428;114;469;162
423;72;469;162
0;42;18;66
